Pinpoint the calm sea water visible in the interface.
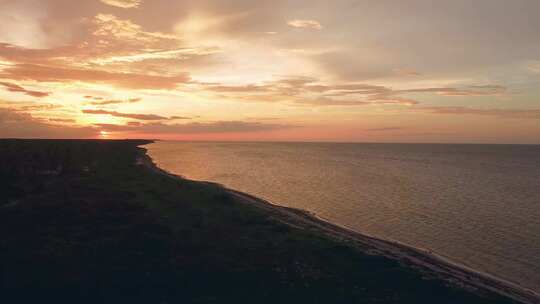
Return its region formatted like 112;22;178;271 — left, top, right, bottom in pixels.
146;141;540;292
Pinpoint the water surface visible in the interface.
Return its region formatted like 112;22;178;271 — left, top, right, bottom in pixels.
147;141;540;292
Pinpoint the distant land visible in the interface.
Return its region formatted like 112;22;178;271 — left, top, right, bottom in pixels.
1;139;537;303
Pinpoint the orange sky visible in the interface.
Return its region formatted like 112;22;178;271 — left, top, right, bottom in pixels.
1;0;539;143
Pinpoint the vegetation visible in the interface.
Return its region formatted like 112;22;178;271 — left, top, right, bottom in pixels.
0;140;515;303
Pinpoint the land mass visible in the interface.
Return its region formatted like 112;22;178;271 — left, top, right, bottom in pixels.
0;139;537;303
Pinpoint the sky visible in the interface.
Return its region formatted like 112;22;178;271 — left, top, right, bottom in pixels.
0;0;539;143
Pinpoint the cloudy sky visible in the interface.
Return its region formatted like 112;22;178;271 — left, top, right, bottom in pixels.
1;0;539;143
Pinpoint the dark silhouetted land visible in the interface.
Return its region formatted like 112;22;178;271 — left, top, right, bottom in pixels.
0;139;533;303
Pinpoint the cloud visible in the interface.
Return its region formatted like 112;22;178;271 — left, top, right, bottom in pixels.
82;109;191;121
170;116;191;120
92;14;179;46
0;42;70;64
0;1;537;143
86;14;219;73
393;68;421;77
0;101;63;112
15;103;63;112
415;106;540;119
201;76;502;106
84;96;104;100
100;0;142;9
312;50;395;81
87;97;141;105
0;13;210;75
0;12;192;67
295;97;417;107
397;85;506;96
527;61;540;73
0;81;50;97
365;97;418;106
48;118;76;123
287;19;323;30
95;120;293;134
0;12;222;103
89;48;220;66
202;77;395;105
296;2;540;82
365;127;403;132
0;1;49;49
1;63;190;89
82;109;178;121
0;108;96;138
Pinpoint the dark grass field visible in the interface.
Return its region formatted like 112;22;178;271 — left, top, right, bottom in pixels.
0;139;517;303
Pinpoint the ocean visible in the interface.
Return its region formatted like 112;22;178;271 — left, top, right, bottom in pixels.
146;141;540;292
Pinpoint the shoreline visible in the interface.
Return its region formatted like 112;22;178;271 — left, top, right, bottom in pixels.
138;145;540;304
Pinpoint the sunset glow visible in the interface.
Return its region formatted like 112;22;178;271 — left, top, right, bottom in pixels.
1;0;539;143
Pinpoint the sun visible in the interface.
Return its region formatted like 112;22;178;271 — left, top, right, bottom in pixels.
99;130;109;138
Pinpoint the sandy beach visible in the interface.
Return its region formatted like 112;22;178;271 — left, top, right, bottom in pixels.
140;146;540;304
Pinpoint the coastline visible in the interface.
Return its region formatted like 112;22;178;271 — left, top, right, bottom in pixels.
139;144;540;304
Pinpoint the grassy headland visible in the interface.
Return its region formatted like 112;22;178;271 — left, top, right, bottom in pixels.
0;139;527;303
